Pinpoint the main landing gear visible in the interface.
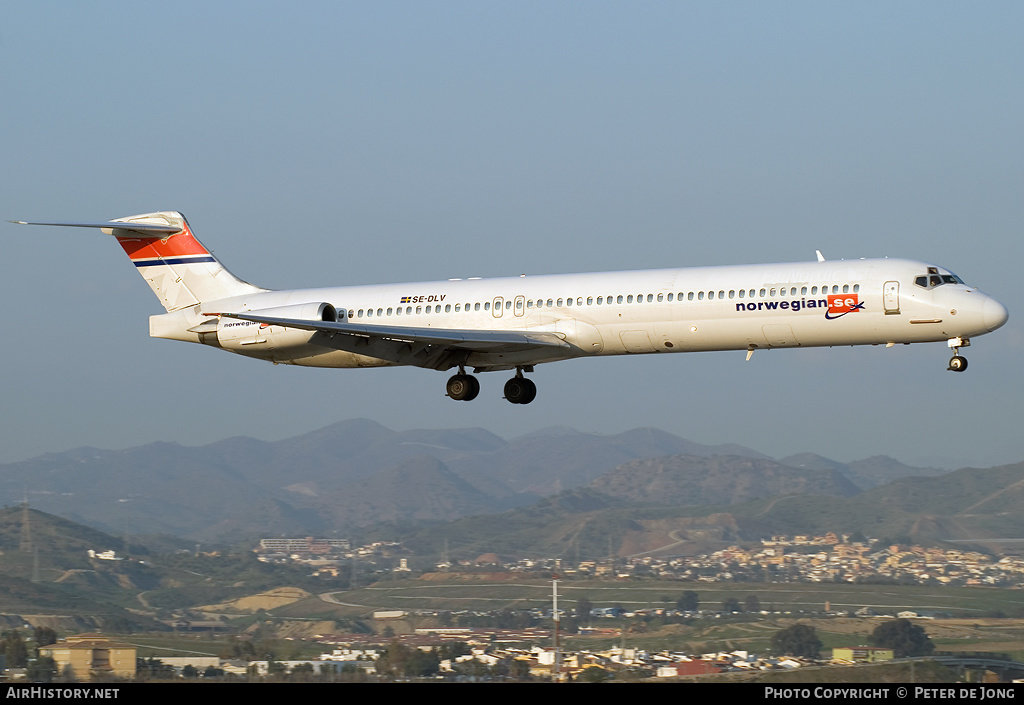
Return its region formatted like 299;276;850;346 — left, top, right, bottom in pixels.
446;367;537;404
503;374;537;405
445;370;480;401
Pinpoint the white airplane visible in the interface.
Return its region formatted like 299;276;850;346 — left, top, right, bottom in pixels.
15;211;1008;404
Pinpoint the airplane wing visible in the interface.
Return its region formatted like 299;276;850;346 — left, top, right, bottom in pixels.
204;310;571;370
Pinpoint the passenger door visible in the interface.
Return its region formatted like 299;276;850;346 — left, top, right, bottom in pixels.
883;281;900;314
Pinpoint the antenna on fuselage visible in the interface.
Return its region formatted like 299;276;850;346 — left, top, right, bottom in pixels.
815;250;825;262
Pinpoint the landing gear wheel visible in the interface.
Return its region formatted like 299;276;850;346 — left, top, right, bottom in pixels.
446;374;480;401
948;355;968;372
504;377;537;405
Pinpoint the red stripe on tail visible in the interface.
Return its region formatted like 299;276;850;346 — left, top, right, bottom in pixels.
117;222;211;261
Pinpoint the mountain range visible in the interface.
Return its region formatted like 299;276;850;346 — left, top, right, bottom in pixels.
0;419;969;547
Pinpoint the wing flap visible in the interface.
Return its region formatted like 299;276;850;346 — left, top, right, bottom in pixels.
204;311;569;355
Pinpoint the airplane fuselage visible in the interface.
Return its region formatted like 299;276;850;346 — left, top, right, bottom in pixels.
150;257;1007;371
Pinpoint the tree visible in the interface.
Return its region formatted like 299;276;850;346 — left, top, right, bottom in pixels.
870;618;934;658
27;655;56;683
578;665;611;682
721;597;742;613
576;596;593;627
375;641;440;679
771;624;822;658
289;663;313;680
677;591;699;612
3;631;28;668
33;627;57;648
744;595;762;613
137;657;174;680
508;658;532;680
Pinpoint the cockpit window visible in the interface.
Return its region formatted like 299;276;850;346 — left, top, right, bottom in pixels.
915;270;965;289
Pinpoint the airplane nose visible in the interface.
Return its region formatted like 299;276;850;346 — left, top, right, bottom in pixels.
984;297;1009;332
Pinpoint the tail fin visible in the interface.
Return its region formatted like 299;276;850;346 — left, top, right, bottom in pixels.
16;211;264;310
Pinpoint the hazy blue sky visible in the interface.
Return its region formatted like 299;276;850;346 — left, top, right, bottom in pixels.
2;2;1022;469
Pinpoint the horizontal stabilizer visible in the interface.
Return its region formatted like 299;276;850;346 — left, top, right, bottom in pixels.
12;220;181;237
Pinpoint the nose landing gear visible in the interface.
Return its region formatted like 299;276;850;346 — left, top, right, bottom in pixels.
947;337;970;372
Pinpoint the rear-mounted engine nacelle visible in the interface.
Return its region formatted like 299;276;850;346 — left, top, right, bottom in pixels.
216;301;337;350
